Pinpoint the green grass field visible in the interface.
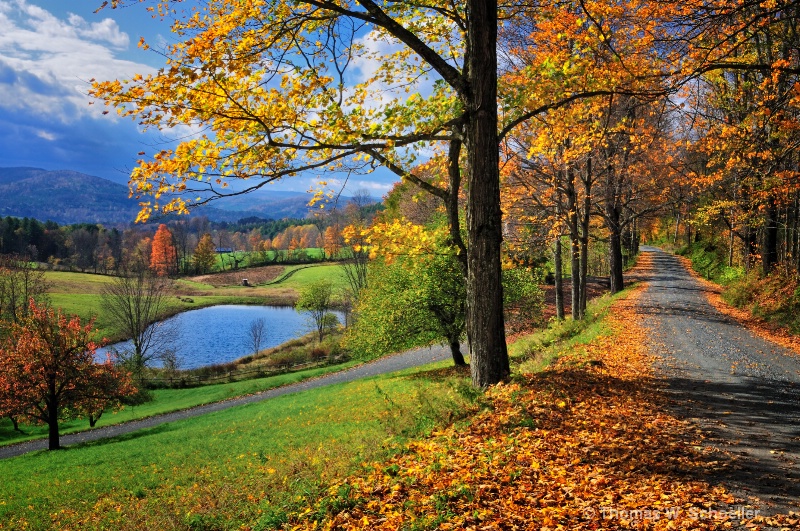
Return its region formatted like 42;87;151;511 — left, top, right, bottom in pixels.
0;359;361;447
274;263;348;293
0;361;472;530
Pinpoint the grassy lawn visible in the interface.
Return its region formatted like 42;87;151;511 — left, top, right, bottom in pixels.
273;263;347;293
0;289;632;531
0;360;361;447
0;360;471;530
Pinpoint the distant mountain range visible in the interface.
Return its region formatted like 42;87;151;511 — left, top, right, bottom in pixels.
0;167;325;225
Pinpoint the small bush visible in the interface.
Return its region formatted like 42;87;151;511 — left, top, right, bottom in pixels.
310;346;329;361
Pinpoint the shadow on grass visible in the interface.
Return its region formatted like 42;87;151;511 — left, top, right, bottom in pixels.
73;423;178;451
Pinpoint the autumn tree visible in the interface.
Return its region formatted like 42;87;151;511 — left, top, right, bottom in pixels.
94;0;511;387
193;233;217;274
323;225;342;259
0;300;135;450
680;1;800;276
150;224;177;277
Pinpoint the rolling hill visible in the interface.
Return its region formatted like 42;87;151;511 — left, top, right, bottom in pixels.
0;167;320;225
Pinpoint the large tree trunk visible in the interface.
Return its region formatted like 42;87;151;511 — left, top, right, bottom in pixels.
466;0;507;388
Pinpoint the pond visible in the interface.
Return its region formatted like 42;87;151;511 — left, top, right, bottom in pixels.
97;305;343;370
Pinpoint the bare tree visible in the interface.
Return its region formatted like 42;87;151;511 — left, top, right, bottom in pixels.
338;189;373;306
248;318;266;356
100;267;176;382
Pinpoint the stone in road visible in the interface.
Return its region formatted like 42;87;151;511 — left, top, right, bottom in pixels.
0;343;453;460
639;246;800;515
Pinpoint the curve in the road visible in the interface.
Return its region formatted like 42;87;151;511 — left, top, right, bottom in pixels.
0;343;454;460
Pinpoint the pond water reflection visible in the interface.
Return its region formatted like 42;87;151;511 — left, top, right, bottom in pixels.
98;305;342;369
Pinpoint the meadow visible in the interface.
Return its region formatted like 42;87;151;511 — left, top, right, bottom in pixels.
0;357;361;447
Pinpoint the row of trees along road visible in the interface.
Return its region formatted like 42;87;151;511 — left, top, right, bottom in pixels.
93;0;799;387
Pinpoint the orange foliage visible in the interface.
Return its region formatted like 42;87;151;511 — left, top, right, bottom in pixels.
150;224;177;277
285;285;795;530
0;300;136;450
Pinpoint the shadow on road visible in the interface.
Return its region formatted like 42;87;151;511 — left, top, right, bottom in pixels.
639;247;800;515
656;375;800;511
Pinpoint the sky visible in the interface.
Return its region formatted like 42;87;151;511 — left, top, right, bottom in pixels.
0;0;396;196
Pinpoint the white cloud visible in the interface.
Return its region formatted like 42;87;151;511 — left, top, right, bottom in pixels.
68;13;129;49
35;128;56;140
0;0;150;122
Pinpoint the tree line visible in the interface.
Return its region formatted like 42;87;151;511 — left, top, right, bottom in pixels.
0;198;379;276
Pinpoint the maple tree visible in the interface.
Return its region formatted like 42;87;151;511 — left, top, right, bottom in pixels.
149;224;177;277
0;300;135;450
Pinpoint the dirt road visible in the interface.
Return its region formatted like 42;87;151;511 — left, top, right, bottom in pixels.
639;246;800;514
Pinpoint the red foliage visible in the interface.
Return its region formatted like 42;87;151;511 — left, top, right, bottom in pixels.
0;300;136;450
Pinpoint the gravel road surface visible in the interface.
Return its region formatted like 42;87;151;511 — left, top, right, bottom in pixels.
0;343;452;460
639;246;800;514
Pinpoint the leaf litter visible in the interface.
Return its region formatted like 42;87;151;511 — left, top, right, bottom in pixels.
284;284;799;531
